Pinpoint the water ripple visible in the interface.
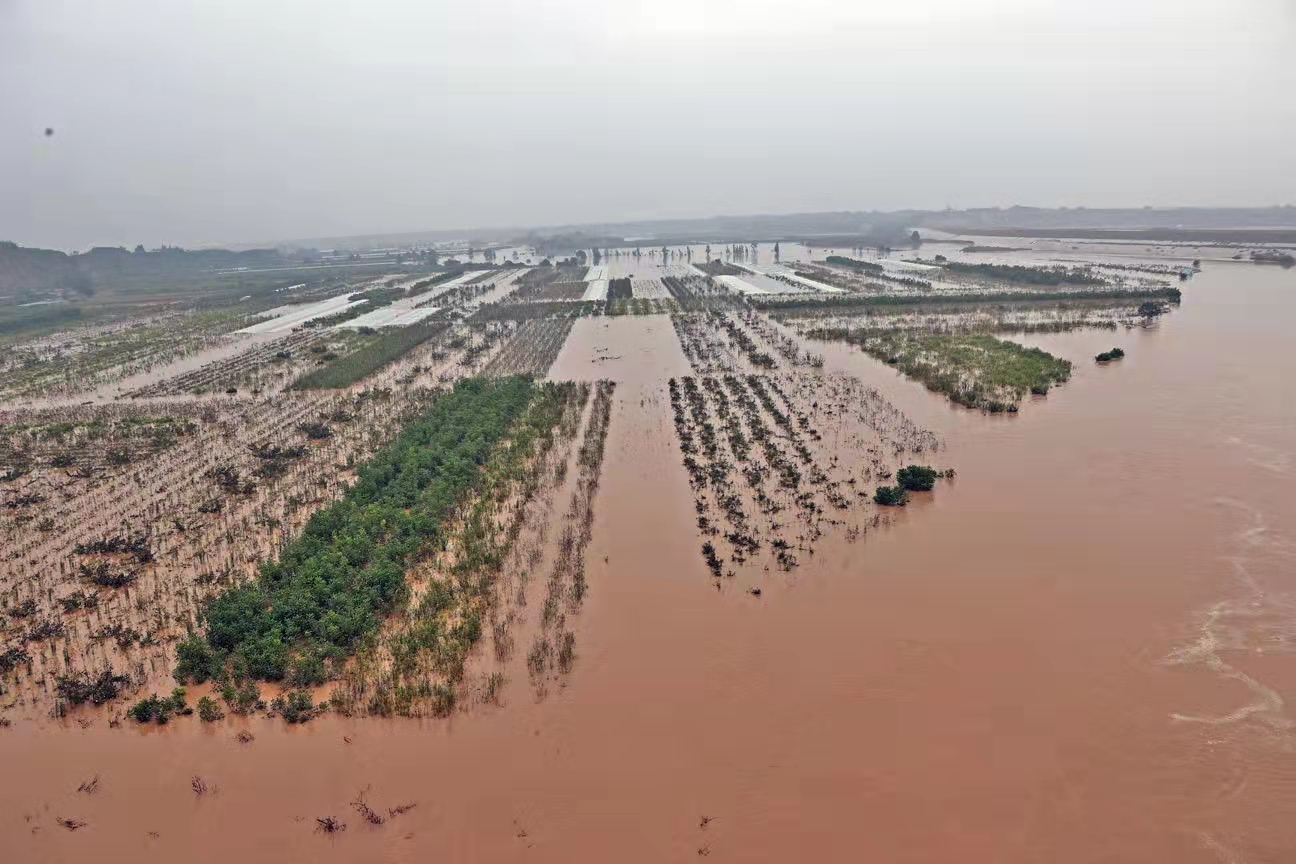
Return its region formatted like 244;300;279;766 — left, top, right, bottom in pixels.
1163;500;1296;735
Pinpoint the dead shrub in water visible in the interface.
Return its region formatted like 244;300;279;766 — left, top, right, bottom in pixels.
557;631;576;673
527;637;552;675
25;618;67;641
298;422;332;440
78;561;139;589
430;683;456;717
485;671;505;704
1;647;31;675
7;598;38;619
55;667;131;706
351;789;385;825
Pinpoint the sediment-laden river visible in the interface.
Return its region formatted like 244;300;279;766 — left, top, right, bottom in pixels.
3;255;1294;863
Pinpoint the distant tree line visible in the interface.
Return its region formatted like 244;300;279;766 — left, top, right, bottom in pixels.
606;278;632;300
750;286;1182;313
940;261;1107;286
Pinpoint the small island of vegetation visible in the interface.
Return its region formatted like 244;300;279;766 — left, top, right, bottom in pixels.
805;330;1073;412
896;465;940;491
875;465;947;505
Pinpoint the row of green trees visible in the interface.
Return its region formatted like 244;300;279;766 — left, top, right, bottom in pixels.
753;286;1182;314
471;301;602;321
941;262;1107;286
176;377;540;685
338;381;589;716
825;255;885;274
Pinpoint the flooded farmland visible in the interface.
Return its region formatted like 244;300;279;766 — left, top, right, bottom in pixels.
2;248;1294;863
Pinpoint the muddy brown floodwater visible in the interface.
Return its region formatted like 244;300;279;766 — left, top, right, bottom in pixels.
4;260;1296;863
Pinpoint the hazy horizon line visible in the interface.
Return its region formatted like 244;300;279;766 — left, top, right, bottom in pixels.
17;202;1296;255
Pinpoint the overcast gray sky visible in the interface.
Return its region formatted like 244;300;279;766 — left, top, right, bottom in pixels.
3;0;1294;250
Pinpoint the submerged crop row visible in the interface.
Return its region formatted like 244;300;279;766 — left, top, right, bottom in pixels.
176;376;542;685
290;318;453;389
334;379;594;716
481;318;575;377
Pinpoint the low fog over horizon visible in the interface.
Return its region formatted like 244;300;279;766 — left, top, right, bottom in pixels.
3;0;1295;251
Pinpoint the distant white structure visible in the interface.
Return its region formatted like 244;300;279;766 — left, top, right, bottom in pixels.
340;305;441;329
749;265;845;294
238;295;364;334
715;274;771;295
334;270;487;329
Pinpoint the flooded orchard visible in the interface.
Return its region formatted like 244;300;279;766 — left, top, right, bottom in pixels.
3;251;1296;863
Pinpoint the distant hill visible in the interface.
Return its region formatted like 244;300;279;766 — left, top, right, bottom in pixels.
8;206;1295;301
522;206;1296;246
923;205;1296;232
0;242;288;302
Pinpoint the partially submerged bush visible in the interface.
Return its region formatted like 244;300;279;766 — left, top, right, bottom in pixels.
58;591;99;612
1095;347;1125;362
896;465;939;492
7;598;38;619
430;684;456;717
701;541;723;577
297;422;332;440
128;695;166;723
78;561;139;588
128;687;190;724
173;635;224;684
197;695;224;722
0;647;32;675
279;690;314;723
873;485;908;506
286;648;327;688
222;678;261;715
56;667;132;706
25;617;66;641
